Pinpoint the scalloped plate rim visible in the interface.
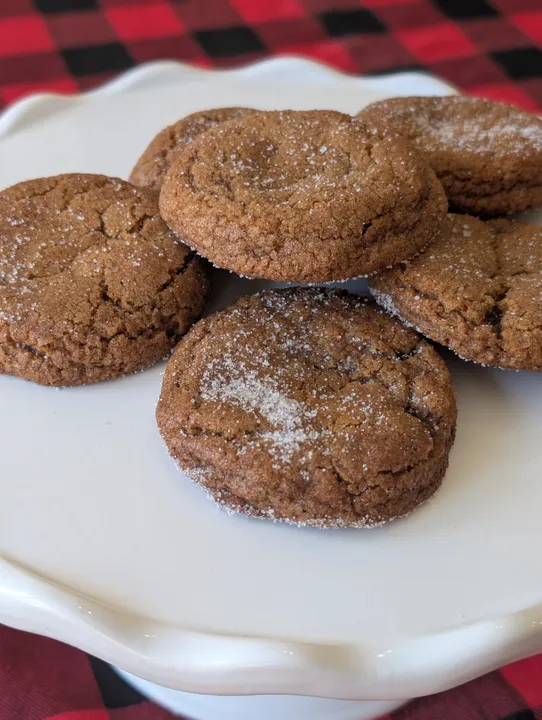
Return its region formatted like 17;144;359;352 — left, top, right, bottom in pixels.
3;554;542;700
0;57;458;139
4;58;538;702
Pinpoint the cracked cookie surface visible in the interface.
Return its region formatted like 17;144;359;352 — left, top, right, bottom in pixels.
357;96;542;217
369;215;542;371
0;174;209;386
130;107;255;192
156;288;457;528
159;110;448;282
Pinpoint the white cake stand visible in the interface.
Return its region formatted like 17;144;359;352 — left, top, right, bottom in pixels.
2;59;542;720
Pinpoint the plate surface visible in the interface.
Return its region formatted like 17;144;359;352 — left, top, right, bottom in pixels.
1;59;542;701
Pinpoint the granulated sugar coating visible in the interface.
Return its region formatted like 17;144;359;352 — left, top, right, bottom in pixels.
357;96;542;217
369;215;542;371
0;174;209;386
159;109;447;283
156;288;457;528
130;107;256;192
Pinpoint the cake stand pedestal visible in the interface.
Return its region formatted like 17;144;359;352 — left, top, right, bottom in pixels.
115;669;406;720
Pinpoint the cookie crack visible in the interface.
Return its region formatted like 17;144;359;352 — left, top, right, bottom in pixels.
329;456;422;500
395;343;423;360
17;179;62;202
483;233;511;340
159;250;196;293
97;213;115;241
483;290;508;339
401;283;475;328
15;342;47;360
4;192;162;286
15;178;111;211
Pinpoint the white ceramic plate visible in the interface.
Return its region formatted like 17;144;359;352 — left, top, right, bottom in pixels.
1;58;542;702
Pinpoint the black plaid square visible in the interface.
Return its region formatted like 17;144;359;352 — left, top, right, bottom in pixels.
89;656;146;709
195;26;265;57
434;0;499;19
320;9;386;37
34;0;98;12
62;42;133;75
492;47;542;80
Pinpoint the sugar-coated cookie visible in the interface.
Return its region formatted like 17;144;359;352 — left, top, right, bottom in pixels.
157;288;457;528
0;174;209;386
357;96;542;217
159;110;448;282
370;215;542;370
130;107;255;191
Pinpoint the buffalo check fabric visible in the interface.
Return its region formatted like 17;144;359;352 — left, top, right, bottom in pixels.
3;624;542;720
0;0;541;110
1;0;542;718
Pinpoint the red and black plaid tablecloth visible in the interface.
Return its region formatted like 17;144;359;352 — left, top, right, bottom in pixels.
1;1;542;719
0;0;541;112
4;624;542;720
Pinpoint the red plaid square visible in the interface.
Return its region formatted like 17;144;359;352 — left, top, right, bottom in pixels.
0;0;35;15
105;1;185;41
396;21;477;62
0;52;68;86
492;0;542;11
48;711;109;719
461;16;531;53
176;0;242;30
348;33;417;72
302;0;364;11
277;40;358;72
0;77;78;105
375;1;443;30
501;655;542;708
397;671;527;718
129;35;210;66
75;71;122;90
47;11;116;48
521;78;542;108
469;81;540;112
258;17;326;49
0;14;55;57
362;0;414;5
0;629;104;720
431;55;508;89
231;0;305;24
99;0;150;5
511;10;542;45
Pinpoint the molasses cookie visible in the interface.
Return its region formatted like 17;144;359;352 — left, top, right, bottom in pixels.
159;110;448;282
156;288;457;528
0;174;209;386
369;215;542;370
357;96;542;217
130;107;255;191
